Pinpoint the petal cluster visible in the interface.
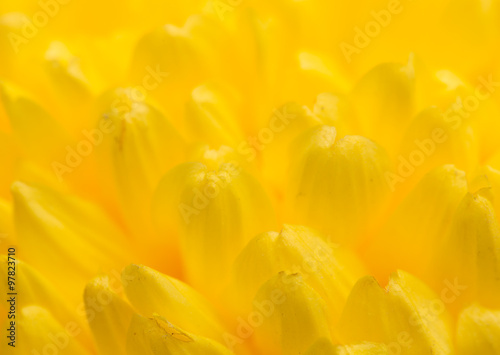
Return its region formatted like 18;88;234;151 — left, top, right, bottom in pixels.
1;0;500;355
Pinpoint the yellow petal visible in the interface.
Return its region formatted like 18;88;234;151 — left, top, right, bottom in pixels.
0;80;72;166
128;0;206;29
187;144;254;174
232;5;301;105
363;165;468;281
457;304;500;355
282;51;350;104
0;80;103;201
43;41;95;134
1;306;89;355
304;338;338;355
12;158;68;193
130;24;198;121
433;189;500;309
0;13;51;97
130;16;227;125
418;68;500;163
0;256;88;340
152;162;275;294
334;343;390;355
432;0;498;76
312;92;354;136
259;102;320;193
349;58;415;153
122;264;225;343
0;198;15;246
96;88;185;273
84;276;134;355
396;106;478;190
12;181;131;301
286;125;390;245
126;313;232;355
230;224;365;321
0;132;21;199
489;149;500;170
305;338;389;355
185;83;244;146
478;165;500;220
258;100;355;203
338;271;453;355
251;272;332;355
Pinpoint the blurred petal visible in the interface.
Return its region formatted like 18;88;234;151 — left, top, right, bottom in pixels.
305;338;389;355
0;80;71;166
43;41;95;133
338;271;453;355
433;189;500;309
0;256;85;333
0;131;21;199
457;304;500;355
153;161;275;294
364;165;468;281
0;198;15;245
1;306;89;355
12;181;131;301
185;83;244;146
350;58;415;153
97;88;185;274
396;106;478;189
126;313;232;355
252;272;332;355
286;125;390;245
230;224;365;321
84;276;134;355
122;264;225;343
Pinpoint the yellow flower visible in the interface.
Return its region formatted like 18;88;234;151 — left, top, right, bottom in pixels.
1;0;500;354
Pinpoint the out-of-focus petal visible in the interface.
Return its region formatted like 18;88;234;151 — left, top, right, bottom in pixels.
338;271;453;355
1;306;89;355
12;181;131;301
185;83;244;146
349;58;415;154
305;338;389;355
363;165;468;281
152;161;275;295
84;276;134;355
433;189;500;310
229;224;365;321
122;264;225;343
126;313;232;355
96;87;185;273
252;272;332;355
286;125;390;245
457;304;500;355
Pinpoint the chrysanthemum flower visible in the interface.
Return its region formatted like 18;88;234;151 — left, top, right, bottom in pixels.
1;0;500;354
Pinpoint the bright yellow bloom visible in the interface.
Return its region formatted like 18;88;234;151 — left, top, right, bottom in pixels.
1;0;500;354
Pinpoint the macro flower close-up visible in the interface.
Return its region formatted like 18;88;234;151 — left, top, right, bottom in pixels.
1;0;500;354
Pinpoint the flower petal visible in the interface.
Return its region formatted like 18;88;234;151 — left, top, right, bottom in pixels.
338;271;453;355
84;276;134;355
126;313;232;355
12;181;131;301
457;304;500;355
1;306;89;355
152;161;276;294
122;264;225;343
433;189;500;309
305;338;389;355
252;272;332;355
363;165;468;281
230;224;365;321
286;125;390;245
